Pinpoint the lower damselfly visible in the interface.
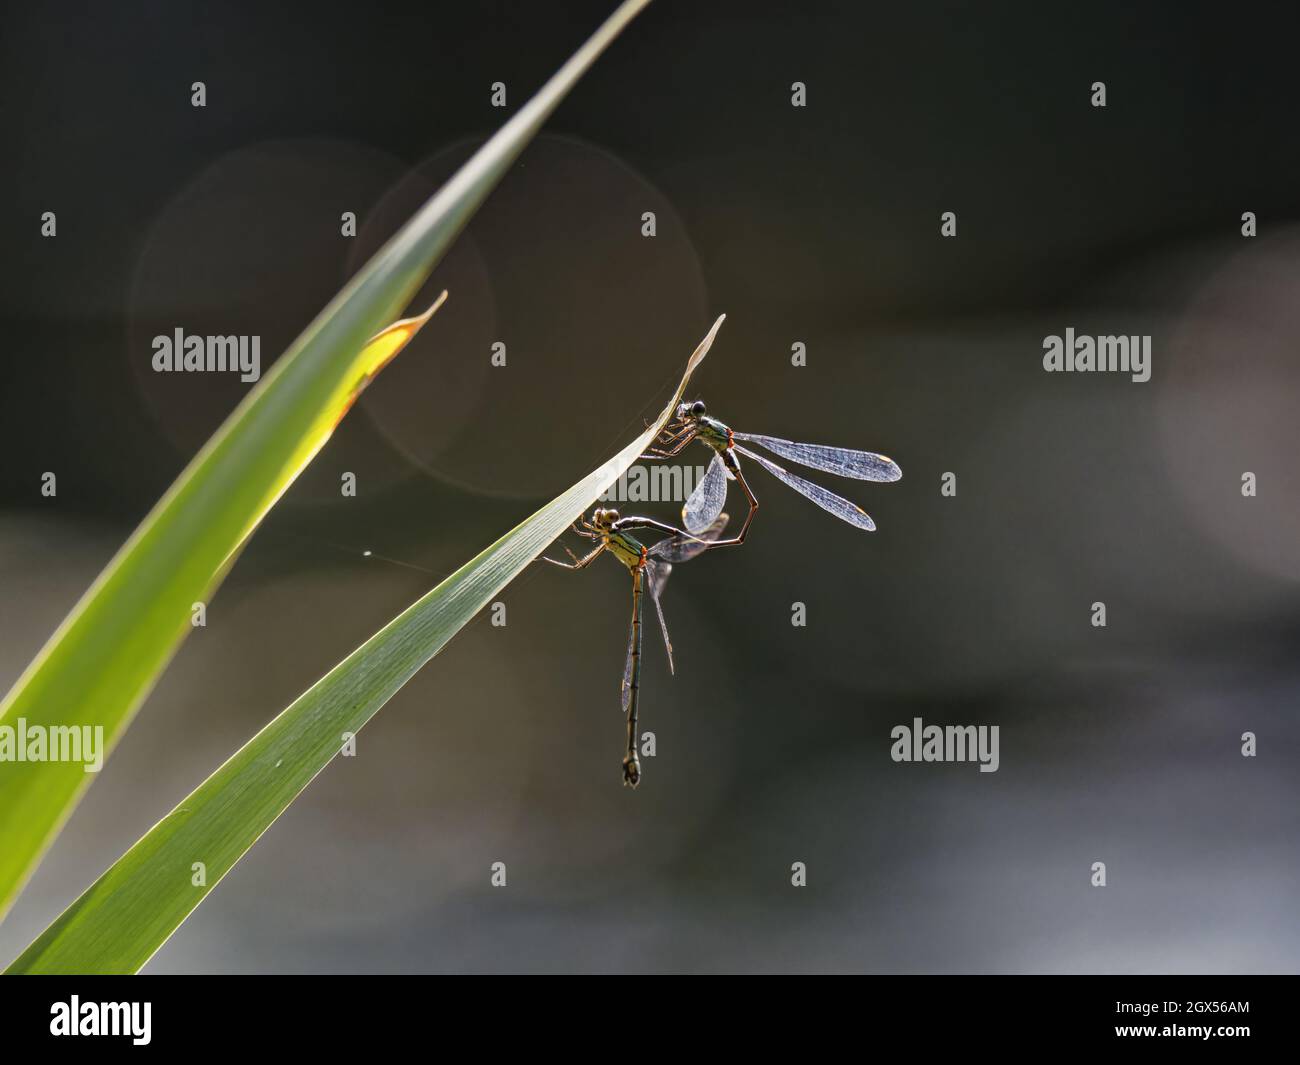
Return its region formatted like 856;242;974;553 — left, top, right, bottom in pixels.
543;507;729;787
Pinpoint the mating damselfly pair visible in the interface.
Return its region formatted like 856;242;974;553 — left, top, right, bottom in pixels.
546;356;902;787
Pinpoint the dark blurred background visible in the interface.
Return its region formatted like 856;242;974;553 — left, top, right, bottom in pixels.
1;1;1298;973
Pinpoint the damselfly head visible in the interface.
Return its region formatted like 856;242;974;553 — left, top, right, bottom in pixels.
674;398;707;423
591;507;619;529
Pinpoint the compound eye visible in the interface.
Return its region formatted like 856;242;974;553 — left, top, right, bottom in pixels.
690;400;706;417
605;508;619;523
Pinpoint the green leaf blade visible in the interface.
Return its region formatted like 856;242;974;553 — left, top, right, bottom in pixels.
0;0;652;918
8;315;723;975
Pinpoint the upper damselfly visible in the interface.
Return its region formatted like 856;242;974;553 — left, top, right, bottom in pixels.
644;399;902;540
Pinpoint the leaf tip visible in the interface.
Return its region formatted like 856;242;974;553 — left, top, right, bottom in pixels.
686;313;727;373
420;289;450;322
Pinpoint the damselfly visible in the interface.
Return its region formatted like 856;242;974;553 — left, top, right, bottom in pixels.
644;399;901;540
543;507;729;787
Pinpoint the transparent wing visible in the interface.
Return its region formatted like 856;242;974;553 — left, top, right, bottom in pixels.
643;514;729;675
647;513;731;566
645;556;673;599
733;433;901;482
644;559;675;675
682;452;728;533
620;617;635;713
735;445;877;530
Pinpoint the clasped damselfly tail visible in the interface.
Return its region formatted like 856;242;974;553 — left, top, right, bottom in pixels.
542;507;729;787
643;399;902;541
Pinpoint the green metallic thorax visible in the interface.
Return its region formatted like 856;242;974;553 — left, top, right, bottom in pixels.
606;529;646;572
695;415;732;452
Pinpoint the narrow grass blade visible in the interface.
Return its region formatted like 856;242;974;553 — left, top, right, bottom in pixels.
0;0;652;919
8;315;725;975
0;300;439;908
